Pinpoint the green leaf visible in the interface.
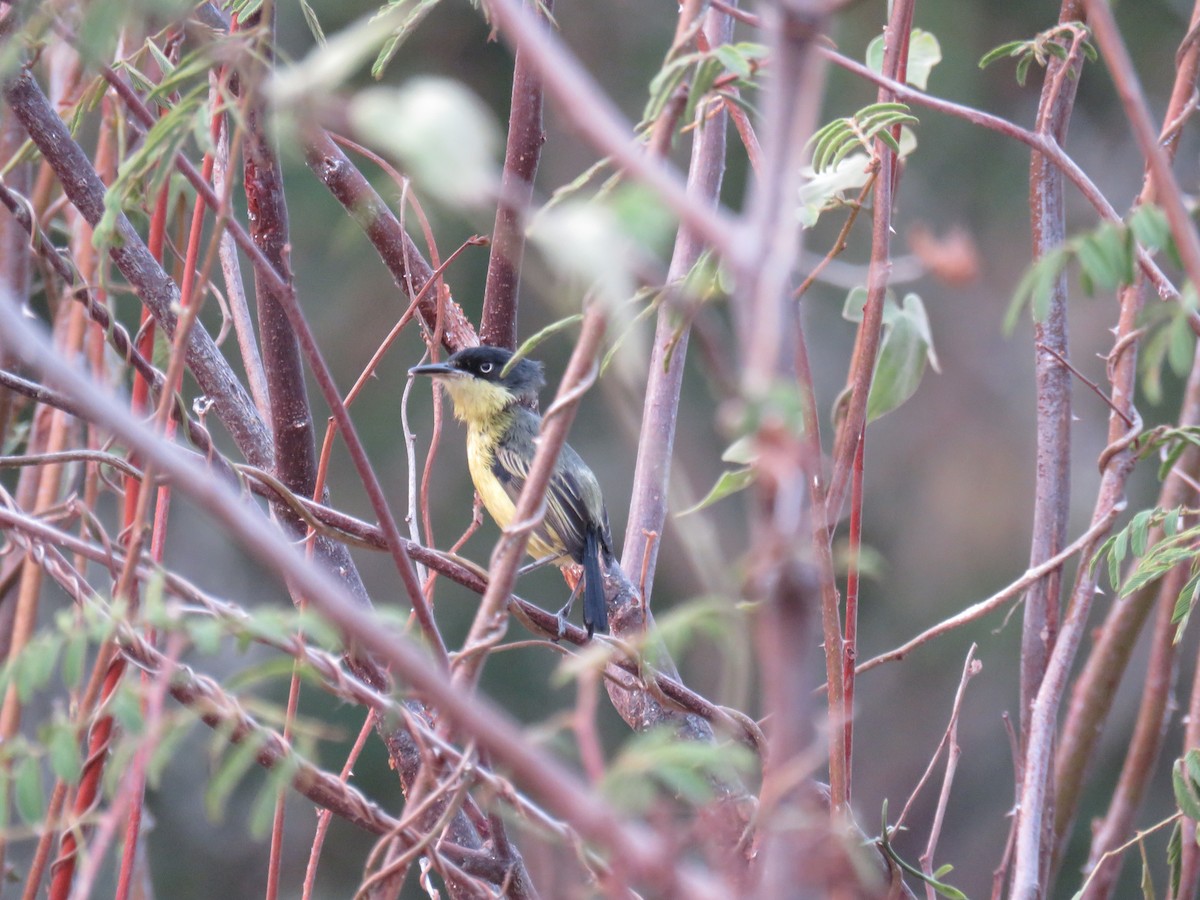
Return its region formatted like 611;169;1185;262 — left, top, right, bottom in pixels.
1171;569;1200;642
300;0;327;45
1074;222;1133;294
147;714;195;789
867;293;939;422
370;0;443;80
106;681;145;735
1016;55;1033;87
1174;752;1200;820
60;628;87;690
980;40;1029;70
643;54;695;124
842;286;870;323
677;467;755;517
1167;314;1195;378
1168;820;1183;899
1129;509;1153;556
865;31;942;89
906;31;943;89
714;44;753;79
1139;837;1156;900
680;251;723;305
1006;247;1069;333
504;315;584;379
807;103;917;174
1130;204;1170;252
249;753;300;839
206;734;267;823
685;57;722;124
721;435;756;465
45;724;82;784
602;729;754;813
16;634;61;703
13;755;43;825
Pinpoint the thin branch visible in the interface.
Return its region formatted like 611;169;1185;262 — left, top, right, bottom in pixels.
856;511;1121;676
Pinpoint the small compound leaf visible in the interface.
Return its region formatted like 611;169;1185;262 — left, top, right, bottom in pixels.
46;723;83;784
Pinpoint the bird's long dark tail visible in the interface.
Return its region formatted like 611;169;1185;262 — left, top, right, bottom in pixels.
582;526;608;637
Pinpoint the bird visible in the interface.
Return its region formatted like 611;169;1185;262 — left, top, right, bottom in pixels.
410;345;614;637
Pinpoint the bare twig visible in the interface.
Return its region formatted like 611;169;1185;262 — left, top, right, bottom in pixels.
856;512;1120;676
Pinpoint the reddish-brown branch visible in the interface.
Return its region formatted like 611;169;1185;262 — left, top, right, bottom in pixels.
480;0;552;349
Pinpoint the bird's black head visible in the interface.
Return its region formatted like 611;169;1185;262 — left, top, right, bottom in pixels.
449;346;545;398
410;345;545;403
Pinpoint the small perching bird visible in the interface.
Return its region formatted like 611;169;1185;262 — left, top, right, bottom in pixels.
410;345;614;636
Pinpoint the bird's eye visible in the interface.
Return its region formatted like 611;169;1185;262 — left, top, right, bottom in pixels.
479;362;494;374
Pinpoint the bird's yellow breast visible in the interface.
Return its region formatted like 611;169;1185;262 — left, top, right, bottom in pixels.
465;414;568;564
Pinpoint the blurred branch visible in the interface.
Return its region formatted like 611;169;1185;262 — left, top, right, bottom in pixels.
730;0;850;893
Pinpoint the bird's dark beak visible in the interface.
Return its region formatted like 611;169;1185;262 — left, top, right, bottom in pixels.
409;361;456;377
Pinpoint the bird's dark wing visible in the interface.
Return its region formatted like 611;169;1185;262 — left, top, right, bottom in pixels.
490;439;602;561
